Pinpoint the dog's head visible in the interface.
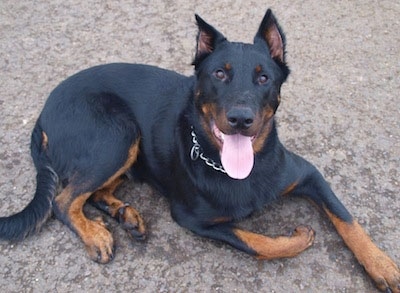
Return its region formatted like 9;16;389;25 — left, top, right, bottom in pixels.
192;9;289;179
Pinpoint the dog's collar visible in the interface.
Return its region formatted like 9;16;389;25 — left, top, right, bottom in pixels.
190;127;227;174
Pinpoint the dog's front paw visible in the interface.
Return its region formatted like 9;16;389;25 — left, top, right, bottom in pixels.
81;219;115;264
288;225;315;255
362;250;400;293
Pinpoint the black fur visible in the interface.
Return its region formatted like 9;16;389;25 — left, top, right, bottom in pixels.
0;124;58;240
0;7;353;252
0;9;398;292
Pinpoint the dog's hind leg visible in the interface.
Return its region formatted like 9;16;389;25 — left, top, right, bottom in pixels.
89;174;146;241
53;141;143;263
38;92;145;263
54;188;114;263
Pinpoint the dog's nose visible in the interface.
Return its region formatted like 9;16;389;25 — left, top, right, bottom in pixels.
226;107;254;130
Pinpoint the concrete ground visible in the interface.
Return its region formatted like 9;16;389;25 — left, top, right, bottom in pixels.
0;0;399;292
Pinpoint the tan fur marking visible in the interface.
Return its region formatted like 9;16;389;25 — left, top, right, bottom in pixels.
100;141;139;189
234;226;314;260
281;181;298;196
91;177;124;217
91;177;146;238
211;217;232;224
55;186;74;213
68;192;93;225
91;139;146;238
252;115;274;153
200;103;223;150
62;140;141;263
42;131;49;149
68;192;114;263
325;208;400;291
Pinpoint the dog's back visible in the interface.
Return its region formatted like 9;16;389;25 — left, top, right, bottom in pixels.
0;10;398;291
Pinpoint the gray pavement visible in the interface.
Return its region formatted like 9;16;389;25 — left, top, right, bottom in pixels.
0;0;399;292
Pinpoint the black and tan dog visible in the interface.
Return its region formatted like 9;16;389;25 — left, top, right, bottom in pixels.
0;9;399;292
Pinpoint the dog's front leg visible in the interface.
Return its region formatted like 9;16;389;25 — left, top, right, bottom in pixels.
325;208;400;292
233;225;315;259
170;201;314;260
295;167;400;292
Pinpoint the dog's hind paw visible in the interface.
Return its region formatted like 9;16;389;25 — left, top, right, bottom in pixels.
118;204;146;241
82;219;115;264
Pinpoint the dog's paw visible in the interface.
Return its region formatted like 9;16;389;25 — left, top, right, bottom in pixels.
118;204;146;241
290;225;315;251
82;219;115;264
362;250;400;293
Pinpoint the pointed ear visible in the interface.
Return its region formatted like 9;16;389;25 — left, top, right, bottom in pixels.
193;14;227;69
254;9;286;63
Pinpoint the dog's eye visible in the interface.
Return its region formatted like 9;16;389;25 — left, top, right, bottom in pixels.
214;69;227;80
257;74;269;85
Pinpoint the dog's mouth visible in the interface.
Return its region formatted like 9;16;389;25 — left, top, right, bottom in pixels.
212;124;255;180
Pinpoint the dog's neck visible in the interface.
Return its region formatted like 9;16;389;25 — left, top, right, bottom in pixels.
189;126;227;174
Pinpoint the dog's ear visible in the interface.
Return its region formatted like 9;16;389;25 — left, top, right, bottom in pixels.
193;14;227;69
254;9;286;64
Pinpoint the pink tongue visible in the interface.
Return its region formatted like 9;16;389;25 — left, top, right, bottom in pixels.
220;134;254;179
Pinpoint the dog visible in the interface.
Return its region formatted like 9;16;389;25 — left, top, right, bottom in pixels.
0;9;399;292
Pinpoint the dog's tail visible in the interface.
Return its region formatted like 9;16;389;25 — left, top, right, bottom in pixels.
0;122;58;241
